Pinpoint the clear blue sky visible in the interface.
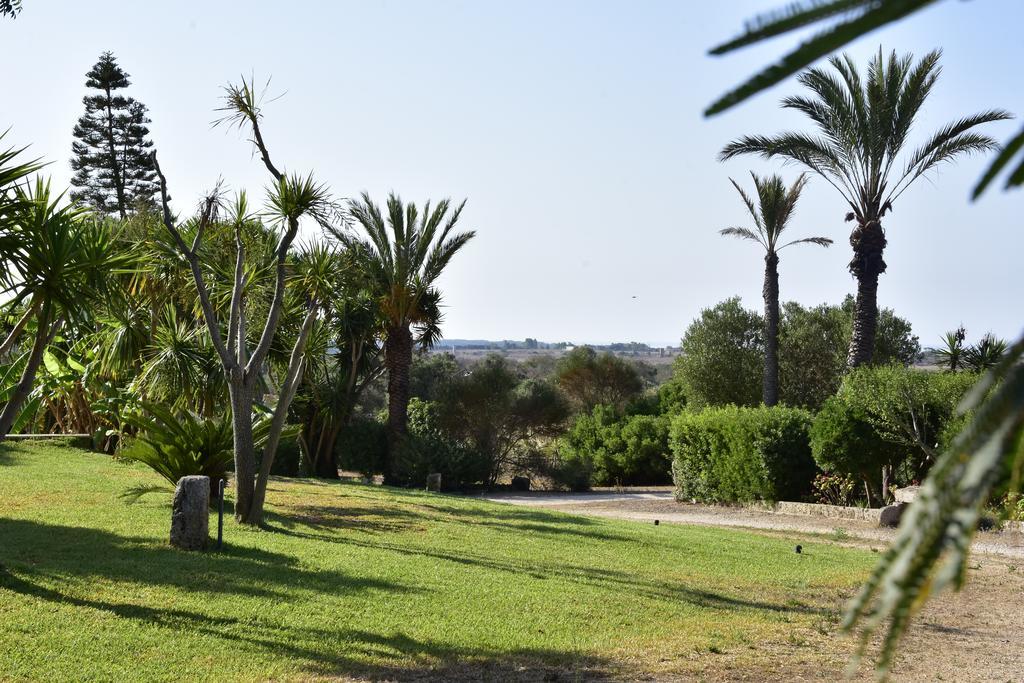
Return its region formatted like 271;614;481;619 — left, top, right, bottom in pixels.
1;1;1021;347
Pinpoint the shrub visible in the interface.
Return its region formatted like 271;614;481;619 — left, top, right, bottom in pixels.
811;471;858;506
120;404;298;497
392;399;490;490
669;405;815;503
335;417;388;477
809;396;896;493
559;406;672;486
810;367;977;504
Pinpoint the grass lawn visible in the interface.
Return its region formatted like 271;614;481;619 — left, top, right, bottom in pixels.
0;439;876;681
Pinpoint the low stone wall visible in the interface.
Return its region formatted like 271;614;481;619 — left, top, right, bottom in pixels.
770;501;882;523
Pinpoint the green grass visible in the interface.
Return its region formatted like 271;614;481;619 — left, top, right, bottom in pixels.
0;440;875;680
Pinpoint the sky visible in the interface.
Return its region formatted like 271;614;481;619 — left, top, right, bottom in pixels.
1;1;1021;347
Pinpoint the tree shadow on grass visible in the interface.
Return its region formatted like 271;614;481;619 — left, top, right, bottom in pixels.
266;491;637;543
0;517;415;602
0;534;617;681
262;519;825;617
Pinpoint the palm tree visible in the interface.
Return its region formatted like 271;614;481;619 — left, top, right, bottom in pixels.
720;49;1010;368
0;178;132;437
331;192;474;479
720;172;831;405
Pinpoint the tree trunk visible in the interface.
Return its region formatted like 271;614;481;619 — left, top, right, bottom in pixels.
248;304;318;523
102;86;128;220
762;251;780;406
846;218;887;368
229;380;257;524
384;324;413;482
0;305;52;439
0;299;40;358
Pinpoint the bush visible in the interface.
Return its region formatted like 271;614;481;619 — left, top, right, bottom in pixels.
809;396;896;490
559;406;672;486
669;405;815;503
392;399;490;490
335;417;388;477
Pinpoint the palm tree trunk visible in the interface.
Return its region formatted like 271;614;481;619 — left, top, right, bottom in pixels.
762;251;780;406
847;218;887;368
229;380;257;524
0;305;53;439
384;324;413;483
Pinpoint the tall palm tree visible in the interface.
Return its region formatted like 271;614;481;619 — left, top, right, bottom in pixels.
331;192;474;479
720;49;1010;368
0;178;132;437
720;172;831;405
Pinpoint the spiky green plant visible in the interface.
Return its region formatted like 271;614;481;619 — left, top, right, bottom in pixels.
963;333;1008;373
720;172;831;405
720;49;1009;368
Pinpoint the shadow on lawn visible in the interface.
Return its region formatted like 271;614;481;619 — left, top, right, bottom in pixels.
268;490;636;543
263;522;823;617
0;518;616;681
0;517;414;602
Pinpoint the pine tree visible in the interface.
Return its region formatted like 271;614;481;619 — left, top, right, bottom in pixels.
70;52;159;218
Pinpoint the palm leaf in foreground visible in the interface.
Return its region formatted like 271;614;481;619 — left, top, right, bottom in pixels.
842;333;1024;675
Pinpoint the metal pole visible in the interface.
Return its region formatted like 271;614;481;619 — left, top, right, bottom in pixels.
217;478;225;550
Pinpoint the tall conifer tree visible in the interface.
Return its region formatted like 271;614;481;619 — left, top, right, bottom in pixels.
70;52;158;218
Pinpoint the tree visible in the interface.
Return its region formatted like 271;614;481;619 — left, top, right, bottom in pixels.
677;297;919;411
674;298;764;409
70;52;159;219
555;346;645;413
720;49;1008;368
152;78;333;524
293;247;388;478
0;179;132;438
330;193;475;480
720;172;831;405
438;354;568;486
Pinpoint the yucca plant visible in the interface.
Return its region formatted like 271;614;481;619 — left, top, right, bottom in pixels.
932;326;967;372
0;178;134;438
720;172;831;405
963;333;1008;373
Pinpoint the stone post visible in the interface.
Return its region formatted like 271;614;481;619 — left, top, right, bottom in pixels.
170;475;210;550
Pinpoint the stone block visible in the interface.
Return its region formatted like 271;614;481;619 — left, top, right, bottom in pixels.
170;475;210;550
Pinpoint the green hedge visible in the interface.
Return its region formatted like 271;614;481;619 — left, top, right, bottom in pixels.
669;405;815;503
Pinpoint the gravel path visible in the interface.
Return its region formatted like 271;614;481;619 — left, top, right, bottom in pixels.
479;491;1024;559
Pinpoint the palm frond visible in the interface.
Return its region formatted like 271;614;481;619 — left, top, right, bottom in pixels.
973;125;1024;199
705;0;943;116
719;226;763;244
780;236;833;249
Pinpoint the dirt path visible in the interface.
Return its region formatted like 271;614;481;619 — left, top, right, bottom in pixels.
480;491;1024;560
478;492;1024;682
